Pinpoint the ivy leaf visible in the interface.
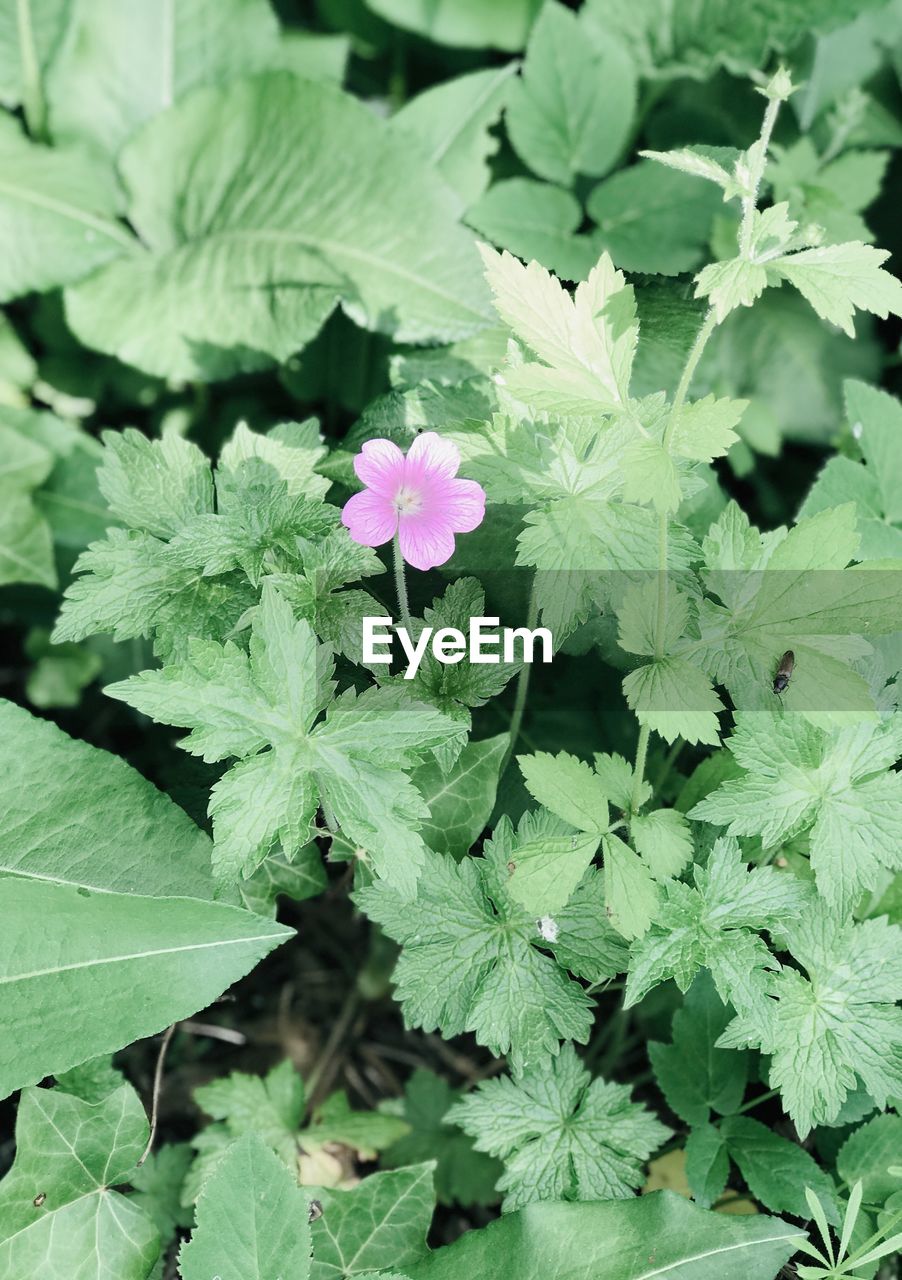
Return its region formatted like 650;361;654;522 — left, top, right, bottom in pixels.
649;972;748;1128
449;1042;670;1211
624;835;809;1012
412;733;508;859
772;241;902;337
690;709;902;915
65;74;492;380
354;820;597;1075
718;906;902;1136
506;1;636;187
380;1070;502;1207
180;1133;313;1280
107;583;459;891
0;1085;159;1279
309;1164;435;1280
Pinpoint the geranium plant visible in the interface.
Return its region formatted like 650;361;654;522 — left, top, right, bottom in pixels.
2;3;902;1279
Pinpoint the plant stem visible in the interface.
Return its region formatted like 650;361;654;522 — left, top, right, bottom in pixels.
392;532;412;632
16;0;46;140
733;1086;780;1115
739;93;782;258
500;575;539;777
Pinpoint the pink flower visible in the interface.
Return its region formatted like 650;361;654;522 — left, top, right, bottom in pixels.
341;432;486;571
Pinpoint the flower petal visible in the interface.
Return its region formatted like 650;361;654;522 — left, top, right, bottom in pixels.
441;477;486;533
398;515;456;571
406;431;460;478
341;489;397;548
354;438;405;495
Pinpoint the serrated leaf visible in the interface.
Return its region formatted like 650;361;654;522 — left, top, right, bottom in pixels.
625;835;808;1012
603;833;658;941
695;257;767;321
720;1116;837;1221
468;178;596;281
623;657;724;746
506;1;635;186
355;825;595;1075
718;906;902;1136
450;1043;670;1211
772;241;902;337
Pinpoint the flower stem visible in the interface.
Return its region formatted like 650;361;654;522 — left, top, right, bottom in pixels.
500;574;539;778
392;532;413;632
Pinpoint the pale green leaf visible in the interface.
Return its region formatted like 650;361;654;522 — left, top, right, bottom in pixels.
66;74;492;381
468;178;597;281
603;833;658;941
623;657;724;746
310;1164;434;1280
694;257;767;321
773;241;902;337
363;0;541;51
180;1133;313;1280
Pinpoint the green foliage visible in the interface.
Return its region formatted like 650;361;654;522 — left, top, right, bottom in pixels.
5;4;902;1275
449;1043;670;1210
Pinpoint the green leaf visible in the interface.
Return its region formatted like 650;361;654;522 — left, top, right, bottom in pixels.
237;848;326;915
479;244;637;412
130;1144;193;1245
720;1116;837;1221
380;1070;502;1207
0;1084;159;1279
630;809;692;881
587;161;721;276
621;436;682;514
309;1164;434;1280
508;828;601;917
107;584;458;892
623;656;725;746
0;0;68;113
695;257;767;321
391;64;517;210
684;1124;729;1208
355;821;595;1075
65;74;492;381
518;750;608;833
46;0;282;156
363;0;541;51
403;1190;800;1279
0;486;56;587
624;835;808;1012
837;1114;902;1206
690;710;902;916
718;906;902;1136
649;973;748;1128
180;1133;312;1280
0;115;133;301
467;178;597;282
413;734;508;859
506;1;636;186
772;241;902;337
669;395;747;463
0;697;216;898
603;833;658;941
544;869;630;984
0;877;291;1100
450;1042;670;1211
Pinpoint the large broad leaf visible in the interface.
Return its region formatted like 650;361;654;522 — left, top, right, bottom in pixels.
0;700;291;1098
363;0;541;50
0;1083;159;1279
0;0;69;113
46;0;282;155
65;72;493;381
404;1192;800;1279
0;114;133;301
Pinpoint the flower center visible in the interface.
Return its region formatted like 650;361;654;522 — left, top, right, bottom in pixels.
393;484;423;516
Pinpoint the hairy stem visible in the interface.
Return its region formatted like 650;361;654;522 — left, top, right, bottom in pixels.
392;531;413;632
16;0;46;140
738;93;782;259
500;575;539;778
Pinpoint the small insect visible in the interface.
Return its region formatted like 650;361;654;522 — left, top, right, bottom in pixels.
308;1199;323;1223
506;860;516;875
773;650;795;694
33;1192;46;1208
